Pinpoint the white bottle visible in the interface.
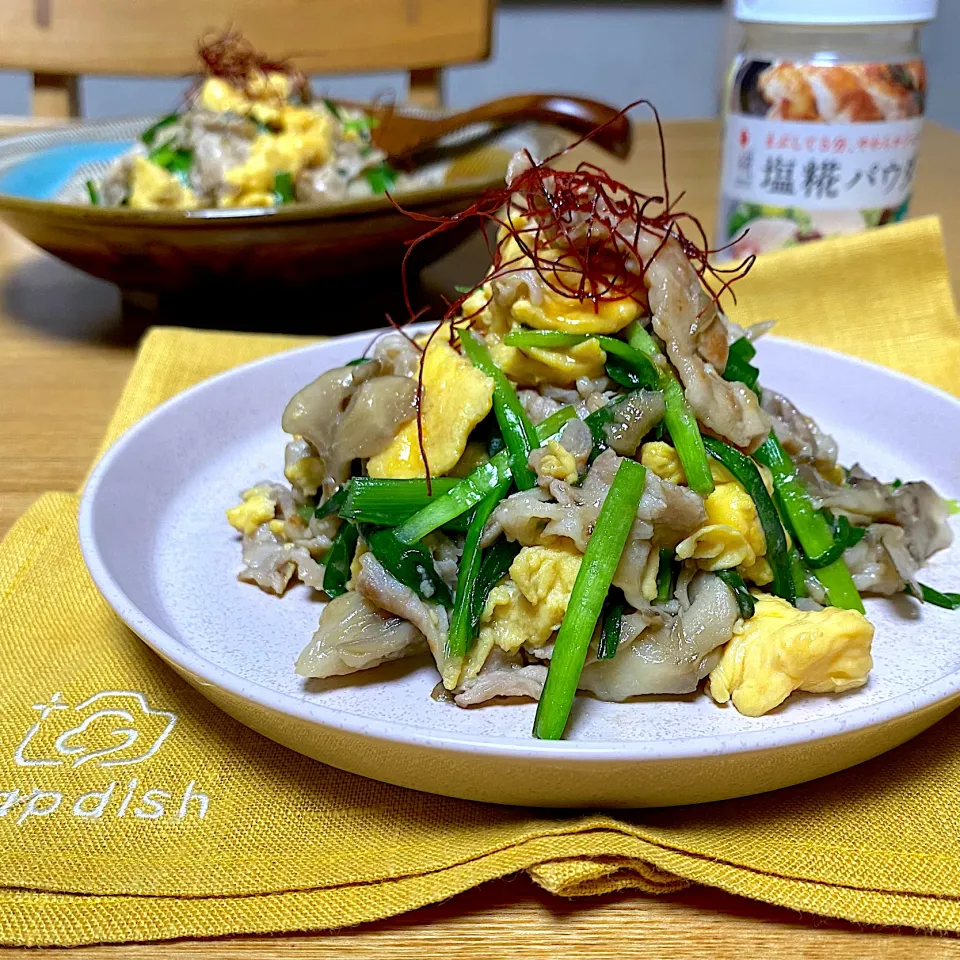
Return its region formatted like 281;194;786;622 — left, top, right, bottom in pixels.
717;0;937;257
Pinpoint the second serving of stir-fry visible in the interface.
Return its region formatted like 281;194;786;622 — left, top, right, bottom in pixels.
227;138;957;740
87;31;421;211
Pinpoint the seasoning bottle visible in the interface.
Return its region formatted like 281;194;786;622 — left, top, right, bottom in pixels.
717;0;937;257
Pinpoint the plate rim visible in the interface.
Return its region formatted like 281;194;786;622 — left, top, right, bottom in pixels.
78;331;960;762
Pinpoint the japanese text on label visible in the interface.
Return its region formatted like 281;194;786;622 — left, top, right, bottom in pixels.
722;115;922;210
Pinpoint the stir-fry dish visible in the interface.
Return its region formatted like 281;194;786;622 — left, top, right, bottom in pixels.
87;31;409;210
227;132;957;739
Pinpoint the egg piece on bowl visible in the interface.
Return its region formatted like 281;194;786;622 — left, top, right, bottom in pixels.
226;485;277;536
367;338;494;479
645;441;769;575
740;556;774;586
461;543;582;682
221;110;335;208
197;72;338;209
284;449;326;497
703;478;767;560
488;337;608;387
463;228;644;338
128;156;199;210
199;73;297;127
534;439;579;484
641;441;686;486
460;274;612;389
700;464;777;583
510;284;640;335
641;442;774;496
502;232;642;335
708;596;874;716
676;523;756;570
674;483;766;572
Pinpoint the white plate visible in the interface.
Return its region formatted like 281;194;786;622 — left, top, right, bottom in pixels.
79;332;960;807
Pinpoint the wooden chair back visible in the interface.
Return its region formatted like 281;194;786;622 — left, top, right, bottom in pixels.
0;0;494;116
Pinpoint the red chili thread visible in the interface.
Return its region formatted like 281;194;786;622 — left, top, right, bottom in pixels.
192;29;310;105
388;99;755;488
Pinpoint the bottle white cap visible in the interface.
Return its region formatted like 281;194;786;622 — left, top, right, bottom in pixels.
734;0;937;25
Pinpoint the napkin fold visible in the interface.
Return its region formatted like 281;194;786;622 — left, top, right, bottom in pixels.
3;217;960;946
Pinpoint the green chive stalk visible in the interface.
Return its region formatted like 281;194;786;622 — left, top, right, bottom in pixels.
753;434;864;613
702;436;795;605
533;458;647;740
503;329;659;389
446;477;513;657
392;406;576;544
625;322;714;496
321;522;359;599
340;477;460;524
460;329;539;490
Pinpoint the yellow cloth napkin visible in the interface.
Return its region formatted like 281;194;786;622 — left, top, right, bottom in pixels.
3;217;960;946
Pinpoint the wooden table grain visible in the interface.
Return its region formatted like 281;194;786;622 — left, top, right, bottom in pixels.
2;120;960;958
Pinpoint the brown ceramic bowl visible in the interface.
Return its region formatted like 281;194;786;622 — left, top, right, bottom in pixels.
0;117;554;293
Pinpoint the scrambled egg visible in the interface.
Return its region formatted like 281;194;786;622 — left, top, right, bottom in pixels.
641;442;774;495
506;232;640;334
460;283;498;333
704;480;766;559
489;337;607;387
463;544;582;681
461;283;503;333
676;523;755;570
641;441;686;486
535;439;579;484
640;546;660;602
200;73;293;126
708;596;874;716
645;441;769;574
462;228;641;340
367;337;494;479
129;156;199;210
511;288;639;335
226;486;277;536
285;448;326;497
461;267;609;387
195;74;336;208
676;477;767;572
222;110;334;208
741;556;774;586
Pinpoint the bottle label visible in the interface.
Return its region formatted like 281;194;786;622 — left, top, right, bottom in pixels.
717;58;926;256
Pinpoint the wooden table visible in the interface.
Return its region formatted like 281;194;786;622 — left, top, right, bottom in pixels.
3;120;960;958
